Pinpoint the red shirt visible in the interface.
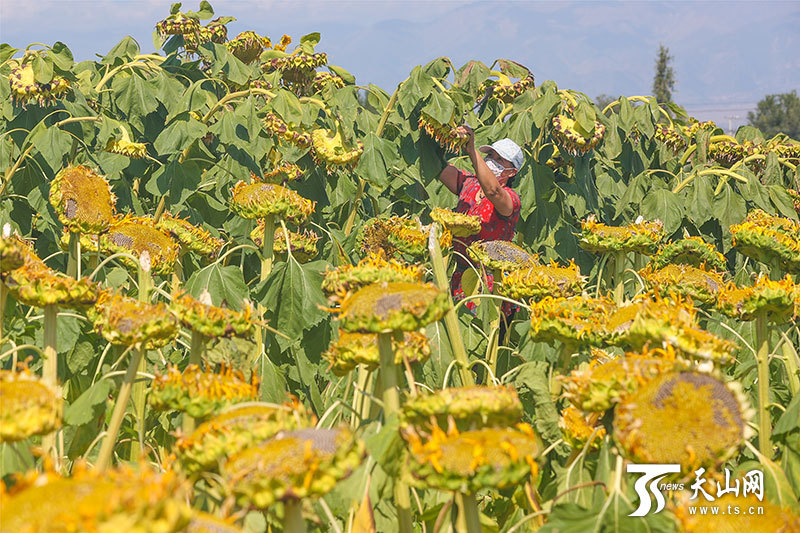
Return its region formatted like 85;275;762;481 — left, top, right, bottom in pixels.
449;169;521;317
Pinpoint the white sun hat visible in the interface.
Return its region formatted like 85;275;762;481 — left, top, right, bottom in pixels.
479;138;524;170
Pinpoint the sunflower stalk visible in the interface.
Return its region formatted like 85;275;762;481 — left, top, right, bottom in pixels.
613;251;626;305
129;257;152;462
41;303;59;462
256;214;275;391
283;500;306;533
428;223;474;386
458;492;482;533
96;346;144;472
66;232;80;278
0;282;7;346
378;332;413;533
755;312;772;457
183;330;207;433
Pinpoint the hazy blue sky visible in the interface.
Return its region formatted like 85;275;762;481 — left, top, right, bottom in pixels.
2;0;798;132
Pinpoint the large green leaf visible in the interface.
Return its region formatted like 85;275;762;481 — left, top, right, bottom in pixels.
184;263;249;310
640;188;684;235
421;91;455;125
64;379;112;426
153;112;207;154
113;72;159;117
260;259;328;343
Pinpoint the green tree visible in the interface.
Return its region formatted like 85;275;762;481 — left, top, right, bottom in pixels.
595;93;615;111
652;44;675;103
748;90;800;139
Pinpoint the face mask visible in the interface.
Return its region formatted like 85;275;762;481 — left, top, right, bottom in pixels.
485;158;508;177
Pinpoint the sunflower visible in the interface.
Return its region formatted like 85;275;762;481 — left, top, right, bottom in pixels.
730;210;800;273
716;275;796;322
321;252;424;303
310;128;364;173
324;330;430;376
155;213;224;258
262;163;304;184
401;385;523;432
356;216;451;258
614;371;752;472
88;291;179;348
229;179;315;225
640;263;725;306
223;426;364;508
551;115;606;156
528;295;615;347
579;214;664;255
0;367;62;442
170;291;253;338
225;31;271;64
8;61;70;107
149;364;260;419
0;233;27;273
335;281;449;333
262;113;312;149
99;215;179;275
559;406;606;451
104;139;147;159
672;492;800;533
2;260;99;309
155;12;199;36
499;260;585;300
466;240;538;272
654;125;687;152
479;75;535;104
651;236;727;272
430;207;482;238
49;165;116;234
250;221;319;263
418;111;470;152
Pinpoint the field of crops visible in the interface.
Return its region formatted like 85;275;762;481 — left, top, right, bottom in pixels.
1;3;800;532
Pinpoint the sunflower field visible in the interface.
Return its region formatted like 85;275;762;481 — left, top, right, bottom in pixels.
2;3;800;532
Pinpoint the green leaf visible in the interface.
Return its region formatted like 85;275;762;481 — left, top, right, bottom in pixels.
63;379;112;426
640;188;684;235
300;32;321;47
113;72;159;117
50;42;74;71
31;125;72;171
328;65;355;85
421;91;455;125
196;43;251;86
260;259;328;342
153;112;207;155
184;263;249;310
364;415;404;476
512;361;566;454
734;458;800;512
186;0;214;20
574;101;597;137
356;133;395;189
270;89;303;125
774;395;800;437
769;185;799;220
31;55;53;84
713;182;747;232
530;89;560;128
0;44;19;65
687;174;714;226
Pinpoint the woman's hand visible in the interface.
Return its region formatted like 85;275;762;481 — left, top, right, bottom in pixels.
461;124;477;156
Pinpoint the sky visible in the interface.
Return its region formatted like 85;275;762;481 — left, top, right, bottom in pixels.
1;0;798;133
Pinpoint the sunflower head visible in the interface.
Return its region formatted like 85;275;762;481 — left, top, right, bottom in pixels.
466;240;538;272
156;12;200;36
604;294;697;348
265;53;329;84
529;295;615;347
401;385;523;432
311;72;345;93
653;125;687;152
223;426;364;508
250;221;319;263
170;291;253;338
262;113;312;149
680;120;717;139
614;371;752;472
405;424;541;493
88;291;179;348
716;275;796;322
0;367;62;442
672;491;800;533
229;179;315;225
149;364;260;419
730;210;800;273
418;112;470;152
324;330;431;376
499;260;585;300
225;31;271;64
0;234;30;273
640;263;725;306
551;115;606;156
559;406;606;451
104;139;147;159
480;75;536;104
311;128;364;173
336;281;449;333
175;401;312;475
49;165;116;234
322;252;424;303
651;236;727;272
8;62;70;107
155;212;224;258
99;215;179;275
356;216;451;258
430;207;481;238
2;260;99;309
262;163;304;184
579;215;665;255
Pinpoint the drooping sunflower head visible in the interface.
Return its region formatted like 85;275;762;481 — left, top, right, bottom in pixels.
262;113;312;149
88;291;179;348
322;252;424;303
356;216;451;259
0;462;192;533
175;401;312;475
662;324;739;365
310;72;345;93
418;111;470;152
223;426;364;508
672;491;800;533
640;263;725;306
324;330;430;376
104;139;147;159
250;221;319;263
155;212;224;258
225;31;271;64
2;260;99;309
49;165;116;234
0;367;62;443
336;281;450;333
680;120;717;140
614;371;752;472
401;385;523;432
99;215;179;275
499;260;586;301
311;128;364;173
529;295;615;347
559;406;606;451
262;162;304;184
265;52;329;84
0;233;30;273
149;364;260;419
560;348;682;412
430;207;481;238
551;115;606;156
156;11;200;36
467;239;538;272
654;125;687;152
579;214;665;255
604;294;697;348
730;210;800;273
183;18;229;54
170;291;253;338
229;179;315;225
716;275;796;322
708;140;756;168
405;424;541;493
8;61;71;107
651;236;727;272
479;75;536;104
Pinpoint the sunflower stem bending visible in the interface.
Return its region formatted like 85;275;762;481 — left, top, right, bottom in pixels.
755;312;772;457
96;346;144;472
428;223;474;386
